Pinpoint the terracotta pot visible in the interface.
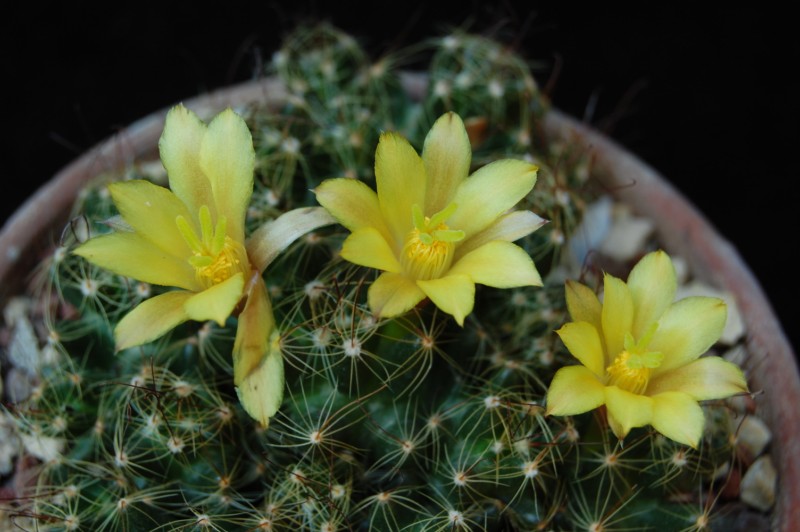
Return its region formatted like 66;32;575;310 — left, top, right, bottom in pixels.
1;75;797;530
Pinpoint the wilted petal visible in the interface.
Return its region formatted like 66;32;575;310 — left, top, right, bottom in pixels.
232;275;275;384
605;386;653;439
455;210;546;260
417;274;475;326
447;159;537;238
648;356;748;400
566;280;602;331
422;112;471;214
601;274;633;359
159;104;214;217
74;232;200;291
448;240;541;288
236;328;283;428
184;273;245;326
368;272;426;319
341;227;403;273
651;391;705;448
115;291;192;351
545;365;606;416
627;250;677;339
247;207;336;272
649;296;727;372
374;132;426;242
314;178;391;239
556;322;606;378
108;180;192;257
199;108;255;243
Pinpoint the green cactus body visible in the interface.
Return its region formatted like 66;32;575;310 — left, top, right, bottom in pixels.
3;24;746;531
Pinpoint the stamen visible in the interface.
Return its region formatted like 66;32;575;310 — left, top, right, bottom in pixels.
401;203;466;280
175;206;248;289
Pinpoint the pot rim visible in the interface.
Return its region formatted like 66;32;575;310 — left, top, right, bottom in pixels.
1;73;797;529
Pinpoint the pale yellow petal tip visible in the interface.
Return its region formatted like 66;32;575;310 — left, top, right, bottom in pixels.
236;333;284;426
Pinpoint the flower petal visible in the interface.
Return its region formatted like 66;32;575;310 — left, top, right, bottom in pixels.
545;365;606;416
108;180;192;257
368;272;426;319
374;132;426;243
556;322;606;378
199;108;255;243
649;296;727;372
627;250;677;339
605;386;653;440
647;356;748;400
73;232;200;291
236;328;284;428
184;273;245;326
651;391;705;448
340;227;403;273
422;112;471;214
601;274;633;360
565;280;602;331
233;272;275;386
417;274;475;326
115;291;192;351
448;241;542;288
233;300;284;427
447;159;538;238
455;210;547;260
232;275;275;385
314;178;391;240
246;207;337;272
159;104;214;216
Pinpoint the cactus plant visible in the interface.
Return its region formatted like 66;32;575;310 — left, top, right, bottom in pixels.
2;24;757;531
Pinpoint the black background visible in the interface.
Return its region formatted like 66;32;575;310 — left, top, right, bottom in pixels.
4;3;798;355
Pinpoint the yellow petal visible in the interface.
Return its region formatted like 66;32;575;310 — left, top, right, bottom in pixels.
556;322;606;378
565;280;602;331
115;291;192;351
199;108;255;243
545;365;606;416
374;132;427;243
108;180;192;257
314;178;391;240
236;328;284;428
651;391;705;448
604;386;653;440
447;159;538;239
627;250;677;339
601;274;634;360
422;112;471;214
455;210;547;260
448;240;542;287
232;276;275;385
368;272;426;319
184;273;245;326
649;296;727;372
416;274;475;326
159;104;214;217
74;232;200;291
341;227;402;273
246;206;336;273
647;356;748;400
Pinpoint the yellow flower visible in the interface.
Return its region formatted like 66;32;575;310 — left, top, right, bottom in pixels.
74;104;334;426
315;112;544;325
545;250;749;448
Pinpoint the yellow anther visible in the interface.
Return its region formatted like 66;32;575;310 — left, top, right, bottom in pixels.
401;203;464;280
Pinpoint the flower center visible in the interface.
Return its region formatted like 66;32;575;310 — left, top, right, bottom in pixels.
176;205;249;289
605;327;663;395
400;203;465;280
